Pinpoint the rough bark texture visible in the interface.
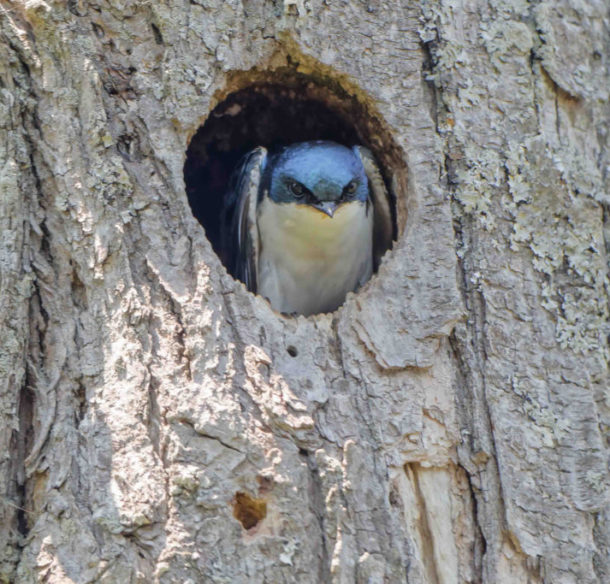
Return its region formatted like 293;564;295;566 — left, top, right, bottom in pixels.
0;1;608;583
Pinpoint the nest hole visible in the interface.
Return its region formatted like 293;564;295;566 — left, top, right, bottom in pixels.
184;75;404;310
233;491;267;530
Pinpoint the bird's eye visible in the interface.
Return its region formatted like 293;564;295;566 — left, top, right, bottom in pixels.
289;181;305;198
343;180;358;197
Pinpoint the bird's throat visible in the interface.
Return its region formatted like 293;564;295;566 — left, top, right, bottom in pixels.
256;198;374;315
259;200;365;250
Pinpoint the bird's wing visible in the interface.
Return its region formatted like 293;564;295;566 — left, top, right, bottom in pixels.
353;146;394;268
230;147;267;292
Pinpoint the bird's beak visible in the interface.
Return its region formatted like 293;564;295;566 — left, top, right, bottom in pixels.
313;201;338;218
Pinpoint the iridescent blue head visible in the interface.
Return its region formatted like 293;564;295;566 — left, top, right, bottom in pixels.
265;141;369;217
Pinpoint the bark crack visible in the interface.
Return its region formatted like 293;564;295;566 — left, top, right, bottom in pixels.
15;383;34;541
460;463;486;584
405;463;441;584
299;448;330;584
177;417;244;455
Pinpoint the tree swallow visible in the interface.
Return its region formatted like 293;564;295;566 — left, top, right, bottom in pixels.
223;141;393;316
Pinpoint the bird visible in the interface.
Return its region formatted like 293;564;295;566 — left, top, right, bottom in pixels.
222;140;393;316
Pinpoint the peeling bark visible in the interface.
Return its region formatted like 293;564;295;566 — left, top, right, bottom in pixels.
0;1;608;583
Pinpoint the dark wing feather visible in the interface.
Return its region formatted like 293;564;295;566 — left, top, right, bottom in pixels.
226;147;267;292
353;146;394;268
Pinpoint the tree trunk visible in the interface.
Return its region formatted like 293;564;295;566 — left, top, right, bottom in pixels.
1;1;608;583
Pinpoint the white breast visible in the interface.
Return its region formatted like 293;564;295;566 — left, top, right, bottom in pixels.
257;198;373;315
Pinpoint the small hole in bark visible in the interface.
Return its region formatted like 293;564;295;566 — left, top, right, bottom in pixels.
75;382;86;422
388;484;400;507
67;0;87;16
286;345;298;357
185;72;405;315
91;22;104;38
233;491;267;530
256;474;273;494
151;23;163;45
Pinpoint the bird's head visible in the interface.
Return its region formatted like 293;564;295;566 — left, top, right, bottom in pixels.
266;141;369;218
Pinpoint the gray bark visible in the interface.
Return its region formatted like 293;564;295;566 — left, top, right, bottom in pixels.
1;1;608;583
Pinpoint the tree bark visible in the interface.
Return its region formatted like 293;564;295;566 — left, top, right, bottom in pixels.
1;1;608;583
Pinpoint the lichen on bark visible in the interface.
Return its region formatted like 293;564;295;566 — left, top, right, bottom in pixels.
0;1;608;583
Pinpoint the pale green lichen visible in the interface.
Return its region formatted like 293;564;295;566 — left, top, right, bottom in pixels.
511;376;558;447
453;145;503;231
585;470;607;494
534;2;609;101
171;466;202;494
428;0;609;358
481;19;533;67
505;138;609;356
